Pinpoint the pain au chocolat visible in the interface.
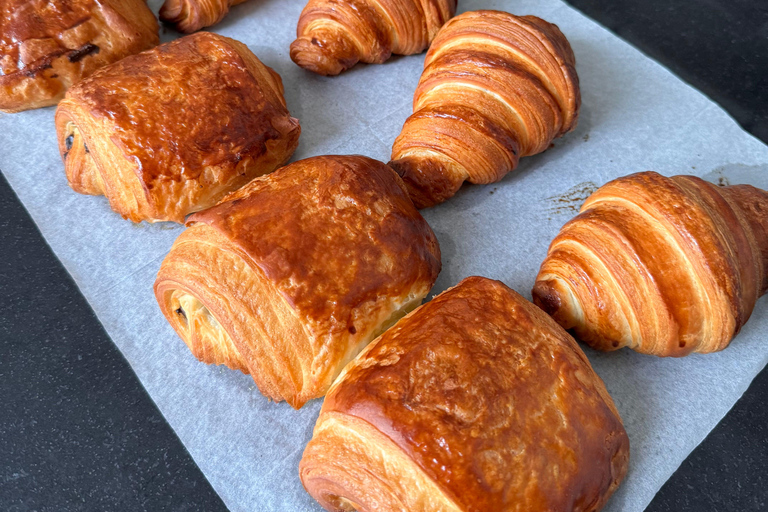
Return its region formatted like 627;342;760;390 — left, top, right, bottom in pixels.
533;172;768;357
0;0;158;113
390;10;580;208
55;32;300;223
300;276;629;512
154;155;441;409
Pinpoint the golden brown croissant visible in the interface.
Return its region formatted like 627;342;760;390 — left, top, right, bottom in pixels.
533;172;768;357
389;10;580;208
289;0;456;76
160;0;250;34
55;32;300;223
0;0;158;113
154;155;441;408
300;276;629;512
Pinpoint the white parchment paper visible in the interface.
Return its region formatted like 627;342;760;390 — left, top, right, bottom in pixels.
2;0;768;510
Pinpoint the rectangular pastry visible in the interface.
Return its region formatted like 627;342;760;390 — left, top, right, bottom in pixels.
55;32;300;223
1;0;159;113
154;155;442;408
300;276;629;511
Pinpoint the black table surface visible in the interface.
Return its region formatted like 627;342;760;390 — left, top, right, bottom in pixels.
1;1;766;511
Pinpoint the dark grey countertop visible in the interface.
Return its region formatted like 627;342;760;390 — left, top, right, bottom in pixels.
1;1;766;510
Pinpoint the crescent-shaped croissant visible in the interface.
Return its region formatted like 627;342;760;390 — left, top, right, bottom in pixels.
154;155;441;408
0;0;158;113
389;10;580;208
289;0;457;76
55;32;300;223
159;0;250;34
300;276;629;512
533;172;768;357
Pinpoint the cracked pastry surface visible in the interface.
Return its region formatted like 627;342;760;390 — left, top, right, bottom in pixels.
533;172;768;356
55;32;301;223
290;0;456;75
300;276;629;512
389;10;580;208
154;155;442;408
0;0;158;113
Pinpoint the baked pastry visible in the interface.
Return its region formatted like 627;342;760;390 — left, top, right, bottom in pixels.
300;276;629;512
533;172;768;357
160;0;250;33
0;0;158;113
389;10;580;208
55;32;300;223
154;155;442;408
289;0;456;76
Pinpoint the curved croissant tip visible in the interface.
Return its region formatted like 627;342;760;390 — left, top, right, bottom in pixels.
159;0;218;34
158;1;188;31
289;36;359;76
387;158;409;181
388;156;467;209
388;158;438;209
532;279;563;317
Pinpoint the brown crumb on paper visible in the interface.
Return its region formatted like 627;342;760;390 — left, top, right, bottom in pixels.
546;181;599;217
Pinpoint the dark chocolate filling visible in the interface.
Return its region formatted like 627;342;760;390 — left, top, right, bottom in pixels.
68;43;100;63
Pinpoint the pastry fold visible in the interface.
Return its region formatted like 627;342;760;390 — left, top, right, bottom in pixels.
0;0;158;113
389;10;580;208
300;276;629;512
533;172;768;356
154;155;442;408
55;32;300;223
290;0;457;75
160;0;250;34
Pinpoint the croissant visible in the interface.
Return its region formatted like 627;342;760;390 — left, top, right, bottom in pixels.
154;155;441;408
0;0;158;113
533;172;768;357
55;32;300;223
300;276;629;512
389;10;580;208
160;0;250;33
289;0;456;76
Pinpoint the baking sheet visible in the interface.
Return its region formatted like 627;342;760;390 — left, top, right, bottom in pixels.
2;0;768;510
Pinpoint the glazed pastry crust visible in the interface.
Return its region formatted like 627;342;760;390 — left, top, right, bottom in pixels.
160;0;250;34
55;32;301;223
389;10;580;208
301;276;629;512
290;0;457;75
154;155;442;408
0;0;158;113
301;412;462;512
533;172;768;356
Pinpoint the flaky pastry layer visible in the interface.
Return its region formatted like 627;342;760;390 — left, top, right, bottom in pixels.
533;172;768;356
0;0;158;113
389;10;581;208
54;32;300;223
160;0;250;34
301;413;462;512
290;0;457;75
301;276;629;512
155;155;441;408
